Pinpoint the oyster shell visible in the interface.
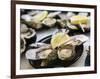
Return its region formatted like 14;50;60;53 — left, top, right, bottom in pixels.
22;11;48;30
57;34;88;61
21;28;36;45
26;44;51;60
28;11;48;29
26;44;57;67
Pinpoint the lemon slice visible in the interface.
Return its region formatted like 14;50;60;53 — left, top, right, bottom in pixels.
70;15;88;25
32;11;48;23
51;32;70;49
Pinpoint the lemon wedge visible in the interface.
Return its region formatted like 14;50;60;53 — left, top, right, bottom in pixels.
51;32;70;49
70;15;88;25
32;11;48;23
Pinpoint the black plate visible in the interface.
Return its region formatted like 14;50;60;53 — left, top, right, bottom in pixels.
29;35;84;68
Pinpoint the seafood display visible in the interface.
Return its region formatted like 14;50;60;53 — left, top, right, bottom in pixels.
21;10;90;31
26;32;88;68
20;9;90;68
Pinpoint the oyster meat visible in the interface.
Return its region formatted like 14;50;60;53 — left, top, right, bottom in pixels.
57;44;75;60
42;18;56;27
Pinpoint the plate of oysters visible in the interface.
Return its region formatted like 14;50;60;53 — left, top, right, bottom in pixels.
20;9;90;68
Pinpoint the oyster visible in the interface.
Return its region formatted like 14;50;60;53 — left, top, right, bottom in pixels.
21;27;36;45
26;44;57;67
42;18;56;27
57;44;75;60
22;11;48;30
27;11;48;29
57;34;88;61
26;44;51;60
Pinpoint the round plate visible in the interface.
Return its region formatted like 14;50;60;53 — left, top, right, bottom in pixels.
29;35;84;68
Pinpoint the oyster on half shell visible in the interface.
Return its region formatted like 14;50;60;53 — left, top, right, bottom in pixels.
26;44;57;67
21;24;36;45
57;44;75;61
